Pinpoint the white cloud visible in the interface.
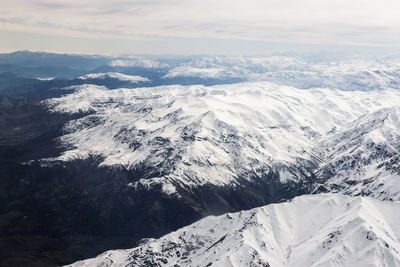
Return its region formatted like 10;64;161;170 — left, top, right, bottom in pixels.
1;0;400;52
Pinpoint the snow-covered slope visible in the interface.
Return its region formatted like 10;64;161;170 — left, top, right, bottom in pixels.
78;72;149;83
45;82;400;198
314;107;400;200
68;194;400;267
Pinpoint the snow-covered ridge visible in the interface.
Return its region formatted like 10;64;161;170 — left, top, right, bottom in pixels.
36;77;55;81
45;82;400;198
181;56;307;71
78;72;149;83
109;59;169;69
163;56;400;91
68;194;400;267
163;66;235;79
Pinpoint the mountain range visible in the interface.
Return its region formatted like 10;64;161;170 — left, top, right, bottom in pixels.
1;51;400;266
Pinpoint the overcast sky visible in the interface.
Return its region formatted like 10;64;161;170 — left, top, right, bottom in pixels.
1;0;400;55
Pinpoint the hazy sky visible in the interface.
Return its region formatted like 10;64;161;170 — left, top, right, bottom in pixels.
1;0;400;55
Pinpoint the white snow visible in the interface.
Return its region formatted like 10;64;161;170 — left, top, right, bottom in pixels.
36;77;54;81
78;72;149;83
67;194;400;267
109;59;169;69
163;66;235;79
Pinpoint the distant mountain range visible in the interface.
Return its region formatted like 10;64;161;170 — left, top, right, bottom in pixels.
2;51;400;89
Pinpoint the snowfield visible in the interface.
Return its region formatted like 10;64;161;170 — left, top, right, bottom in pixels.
67;194;400;267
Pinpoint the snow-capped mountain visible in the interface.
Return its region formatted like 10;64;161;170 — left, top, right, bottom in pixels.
163;66;236;80
68;194;400;267
109;59;169;69
163;56;400;91
78;72;149;83
45;82;400;200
